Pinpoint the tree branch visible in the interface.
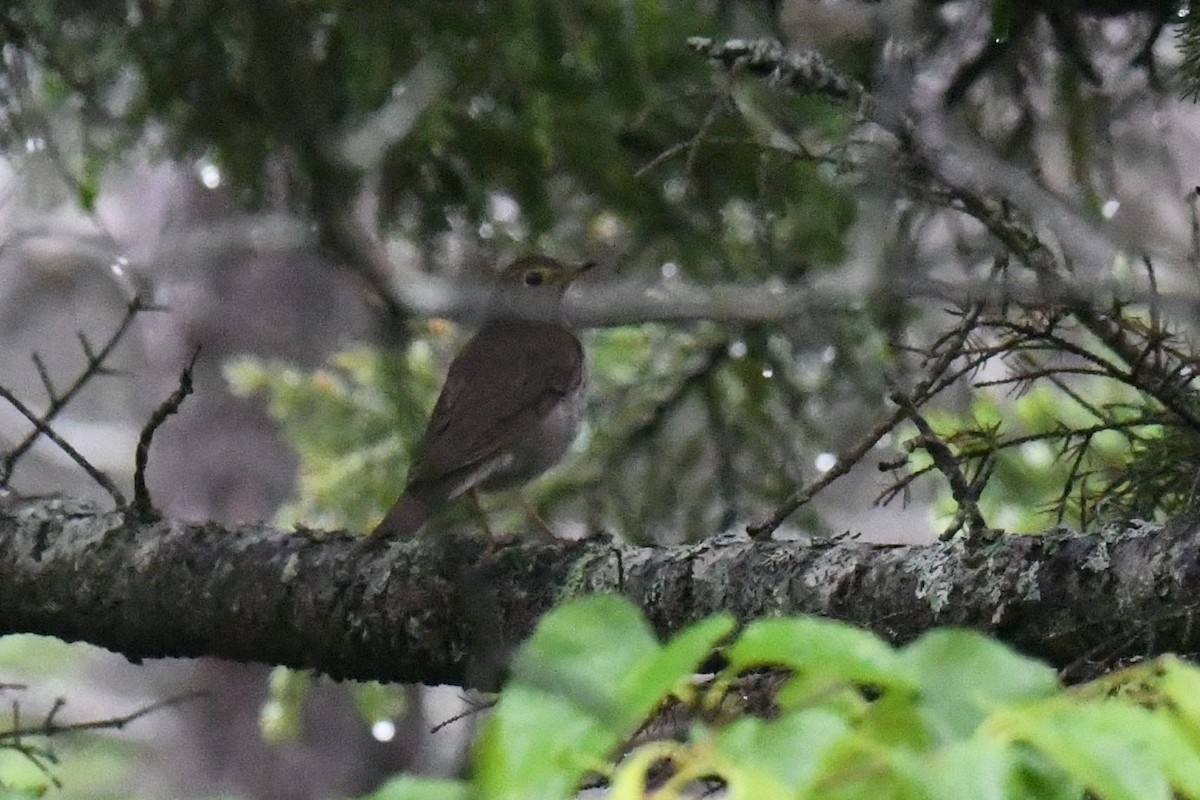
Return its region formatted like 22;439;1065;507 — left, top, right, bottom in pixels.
2;497;1199;688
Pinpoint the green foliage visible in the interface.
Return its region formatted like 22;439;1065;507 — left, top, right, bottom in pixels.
990;0;1013;44
225;344;446;532
2;0;855;271
364;776;468;800
1179;3;1200;102
474;596;733;800
359;596;1200;800
902;378;1167;534
258;666;309;743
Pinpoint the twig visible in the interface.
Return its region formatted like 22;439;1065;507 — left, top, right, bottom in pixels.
131;348;200;521
0;385;126;507
2;295;152;482
1054;434;1096;527
30;353;55;401
890;391;991;540
948;190;1200;434
635;95;730;180
1189;187;1200;273
0;690;207;741
0;689;205;788
428;695;494;734
700;372;739;532
748;259;1000;537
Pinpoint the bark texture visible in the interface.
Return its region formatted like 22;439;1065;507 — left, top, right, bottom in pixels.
2;496;1198;687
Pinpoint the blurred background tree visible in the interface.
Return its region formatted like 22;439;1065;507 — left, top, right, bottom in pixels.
2;0;1199;797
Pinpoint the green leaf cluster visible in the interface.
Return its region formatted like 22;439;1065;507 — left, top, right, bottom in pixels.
362;596;1200;800
904;379;1163;534
224;344;445;532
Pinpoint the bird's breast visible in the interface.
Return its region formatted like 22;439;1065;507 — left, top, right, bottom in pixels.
476;369;588;492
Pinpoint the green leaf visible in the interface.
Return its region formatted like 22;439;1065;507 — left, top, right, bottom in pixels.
0;786;49;800
362;775;469;800
623;612;735;723
474;686;613;800
920;738;1015;800
1008;746;1082;800
509;595;656;729
1157;656;1200;739
856;690;934;751
1152;711;1200;799
900;629;1058;742
609;742;679;800
1006;702;1170;800
725;617;915;700
715;710;850;797
476;596;729;800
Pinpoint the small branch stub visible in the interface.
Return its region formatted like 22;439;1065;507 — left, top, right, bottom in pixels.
132;348;200;521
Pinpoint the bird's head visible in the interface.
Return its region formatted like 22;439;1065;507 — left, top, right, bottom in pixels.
498;254;594;289
491;255;594;321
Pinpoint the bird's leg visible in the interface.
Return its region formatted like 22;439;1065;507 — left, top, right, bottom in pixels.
519;494;557;541
467;489;522;559
466;488;495;538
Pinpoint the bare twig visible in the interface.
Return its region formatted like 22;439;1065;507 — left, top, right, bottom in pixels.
131;348;200;521
429;695;494;734
748;260;1001;537
2;295;151;482
0;689;205;788
30;353;54;401
946;192;1200;434
890;391;991;540
695;37;1200;534
0;690;206;741
635;95;730;180
0;385;125;507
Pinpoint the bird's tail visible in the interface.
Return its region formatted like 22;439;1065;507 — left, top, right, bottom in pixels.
370;491;434;541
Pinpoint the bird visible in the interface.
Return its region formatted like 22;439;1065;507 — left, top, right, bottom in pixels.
370;254;594;541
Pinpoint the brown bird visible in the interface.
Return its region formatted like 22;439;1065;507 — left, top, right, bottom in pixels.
370;254;593;540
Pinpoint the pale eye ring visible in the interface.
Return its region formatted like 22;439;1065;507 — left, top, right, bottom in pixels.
524;271;544;286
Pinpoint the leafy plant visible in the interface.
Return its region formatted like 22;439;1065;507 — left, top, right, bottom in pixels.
361;595;1200;800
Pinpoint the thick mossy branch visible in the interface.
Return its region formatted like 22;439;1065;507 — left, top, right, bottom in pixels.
1;497;1199;687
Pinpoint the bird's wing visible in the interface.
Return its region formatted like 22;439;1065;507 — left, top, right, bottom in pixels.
406;320;583;492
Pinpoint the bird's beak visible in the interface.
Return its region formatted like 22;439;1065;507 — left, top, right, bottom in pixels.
563;260;597;284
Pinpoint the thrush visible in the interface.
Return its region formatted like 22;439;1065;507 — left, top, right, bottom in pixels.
370;254;593;540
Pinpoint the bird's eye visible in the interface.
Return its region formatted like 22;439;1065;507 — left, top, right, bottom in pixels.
524;271;544;286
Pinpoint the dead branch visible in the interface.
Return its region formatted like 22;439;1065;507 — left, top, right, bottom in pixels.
0;687;204;788
131;348;200;521
1;295;153;483
0;386;125;507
